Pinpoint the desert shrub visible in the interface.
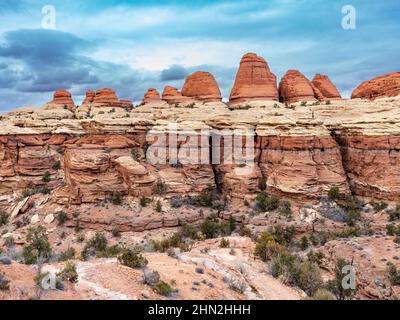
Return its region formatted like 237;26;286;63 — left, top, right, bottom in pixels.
220;238;230;248
4;236;15;248
0;211;9;226
118;249;148;269
104;147;113;153
255;231;284;262
154;179;168;195
300;236;310;250
112;191;123;205
58;262;78;283
300;101;307;106
52;161;61;170
328;186;340;201
279;201;293;218
131;148;140;161
229;279;247;293
326;100;331;105
228;216;236;233
370;201;388;212
112;227;121;238
42;171;51;183
22;226;52;265
270;225;296;247
170;196;184;208
342;196;363;226
387;204;400;221
143;268;160;287
140;196;150;207
258;177;267;191
297;260;323;296
270;251;298;282
308;289;336;300
180;224;198;240
326;258;357;300
256;192;280;212
200;218;221;239
386;262;400;286
238;224;252;237
56;211;68;225
59;247;76;262
196;188;213;207
154;280;173;296
155;200;162;213
307;250;325;266
0;273;10;291
81;233;114;260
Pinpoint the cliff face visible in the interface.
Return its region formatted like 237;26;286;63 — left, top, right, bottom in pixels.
2;96;400;207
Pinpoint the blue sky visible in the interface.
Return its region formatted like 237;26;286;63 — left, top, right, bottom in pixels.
0;0;399;112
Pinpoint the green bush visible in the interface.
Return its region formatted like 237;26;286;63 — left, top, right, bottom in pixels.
155;200;162;213
58;262;78;283
326;258;357;300
140;196;150;207
254;231;284;261
370;201;388;212
52;161;61;170
0;211;9;226
112;227;121;238
279;201;293;218
118;249;148;269
200;218;220;239
155;180;168;195
59;247;76;262
81;233;112;260
328;186;340;200
270;225;296;246
154;280;173;296
307;251;325;265
42;171;51;183
239;224;252;237
220;238;230;248
386;262;400;286
256;192;280;211
56;211;68;225
387;204;400;221
300;236;309;250
308;289;336;300
297;260;323;296
22;226;52;264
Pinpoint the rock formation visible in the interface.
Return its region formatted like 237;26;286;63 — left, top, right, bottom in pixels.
92;88;119;107
162;86;192;105
351;72;400;100
312;74;342;100
181;72;222;102
142;88;161;104
44;90;76;112
279;70;318;104
230;53;279;103
81;90;95;107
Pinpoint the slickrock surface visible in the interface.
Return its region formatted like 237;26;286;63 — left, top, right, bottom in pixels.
230;53;279;104
279;70;317;104
142;88;161;104
351;71;400;100
181;72;222;102
312;74;342;100
43;90;76;112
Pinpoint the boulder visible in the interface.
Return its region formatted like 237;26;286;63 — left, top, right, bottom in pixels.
230;53;278;103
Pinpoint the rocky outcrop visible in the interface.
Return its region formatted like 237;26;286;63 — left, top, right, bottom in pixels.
351;72;400;100
142;88;161;104
279;70;317;104
162;86;192;105
91;88;132;108
44;90;76;112
312;74;342;100
230;53;279;103
81;90;95;107
181;72;222;102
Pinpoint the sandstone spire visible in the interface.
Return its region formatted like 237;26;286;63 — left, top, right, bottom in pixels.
45;89;76;112
312;74;341;100
181;71;222;102
279;70;317;104
229;53;278;103
142;88;161;104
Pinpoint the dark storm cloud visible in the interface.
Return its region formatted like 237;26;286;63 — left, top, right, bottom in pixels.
160;64;188;81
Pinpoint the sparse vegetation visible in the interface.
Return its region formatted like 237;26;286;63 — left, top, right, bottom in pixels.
0;273;10;291
258;177;267;191
370;201;388;212
52;161;61;170
56;211;68;225
387;204;400;221
58;262;78;283
326;258;357;300
140;196;150;207
112;191;123;205
220;238;230;248
154;280;173;296
238;224;252;237
0;211;9;226
386;262;400;286
22;226;52;265
118;249;148;269
42;171;51;183
112;227;121;238
155;200;162;213
154;179;168;195
81;233;121;260
256;191;280;212
328;186;340;201
279;201;293;218
59;247;76;262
